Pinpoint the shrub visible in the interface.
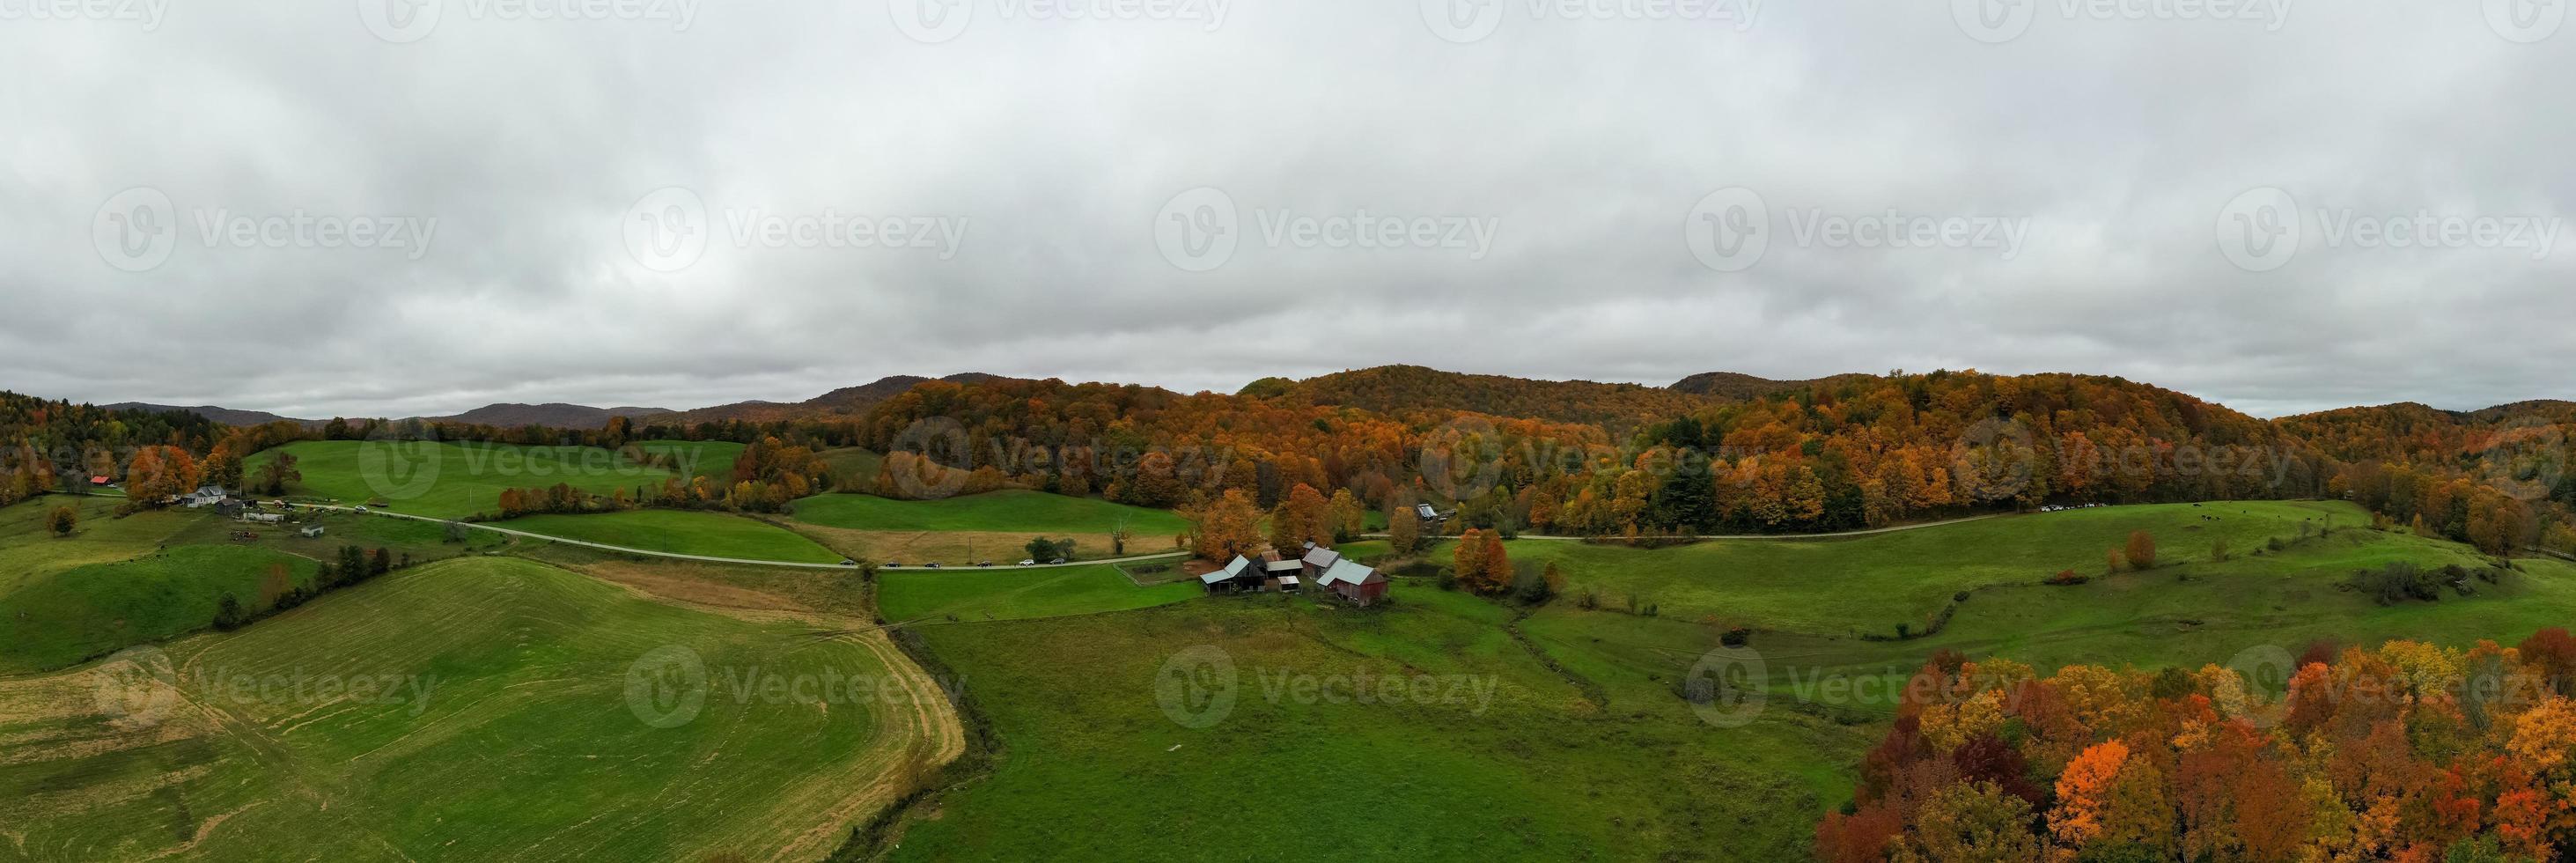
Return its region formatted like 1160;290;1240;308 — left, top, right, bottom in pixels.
2124;530;2157;570
2347;562;2443;605
1720;628;1751;648
2045;569;2089;586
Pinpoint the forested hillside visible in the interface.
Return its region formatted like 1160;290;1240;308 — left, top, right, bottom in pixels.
17;367;2576;556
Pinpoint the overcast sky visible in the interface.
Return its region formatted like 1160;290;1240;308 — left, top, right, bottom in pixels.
4;0;2569;419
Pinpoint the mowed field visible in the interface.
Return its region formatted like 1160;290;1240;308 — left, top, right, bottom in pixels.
241;439;742;520
888;587;1861;861
873;499;2576;859
0;497;518;676
789;491;1189;564
879;564;1200;623
500;510;845;563
1449;500;2368;635
0;556;960;861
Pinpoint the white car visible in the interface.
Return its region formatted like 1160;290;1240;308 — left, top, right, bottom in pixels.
1019;558;1037;566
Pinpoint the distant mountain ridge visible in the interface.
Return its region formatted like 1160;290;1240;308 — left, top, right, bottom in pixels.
1264;365;1711;429
1667;371;1878;400
651;372;1013;424
103;402;313;427
428;403;674;428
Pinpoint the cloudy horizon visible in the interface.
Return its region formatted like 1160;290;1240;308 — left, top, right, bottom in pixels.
6;0;2569;420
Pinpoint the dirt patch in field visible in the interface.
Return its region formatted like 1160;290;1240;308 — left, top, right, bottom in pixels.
571;560;815;614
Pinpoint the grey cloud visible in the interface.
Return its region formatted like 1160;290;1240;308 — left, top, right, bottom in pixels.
3;0;2569;419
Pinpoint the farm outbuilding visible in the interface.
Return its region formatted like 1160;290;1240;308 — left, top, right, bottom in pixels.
1200;556;1258;593
1299;546;1342;578
1314;559;1388;607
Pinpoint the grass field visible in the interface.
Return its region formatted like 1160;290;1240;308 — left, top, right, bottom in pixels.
879;564;1200;623
0;556;956;861
887;588;1862;861
0;496;524;676
785;490;1190;565
0;497;206;596
0;544;321;675
816;447;882;486
874;499;2576;859
631;439;746;484
791;490;1188;535
241;439;739;520
1425;500;2368;635
501;510;846;563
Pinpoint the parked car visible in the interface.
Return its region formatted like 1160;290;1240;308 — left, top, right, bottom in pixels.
924;562;941;569
1049;557;1068;564
1019;559;1037;566
976;561;993;568
839;558;857;566
886;561;902;568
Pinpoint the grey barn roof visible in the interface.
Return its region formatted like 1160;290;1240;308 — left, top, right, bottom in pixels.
1200;555;1253;585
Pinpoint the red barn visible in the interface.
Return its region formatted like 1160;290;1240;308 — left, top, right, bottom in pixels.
1314;559;1387;607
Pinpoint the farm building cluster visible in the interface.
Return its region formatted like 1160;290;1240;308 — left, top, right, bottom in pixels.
165;485;321;535
1200;542;1389;607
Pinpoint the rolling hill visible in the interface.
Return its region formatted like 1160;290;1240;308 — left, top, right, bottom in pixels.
1666;370;1877;400
1270;365;1711;426
652;372;1014;424
425;402;674;427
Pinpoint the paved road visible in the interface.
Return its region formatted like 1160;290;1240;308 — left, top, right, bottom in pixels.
1363;512;2013;542
298;503;1187;572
